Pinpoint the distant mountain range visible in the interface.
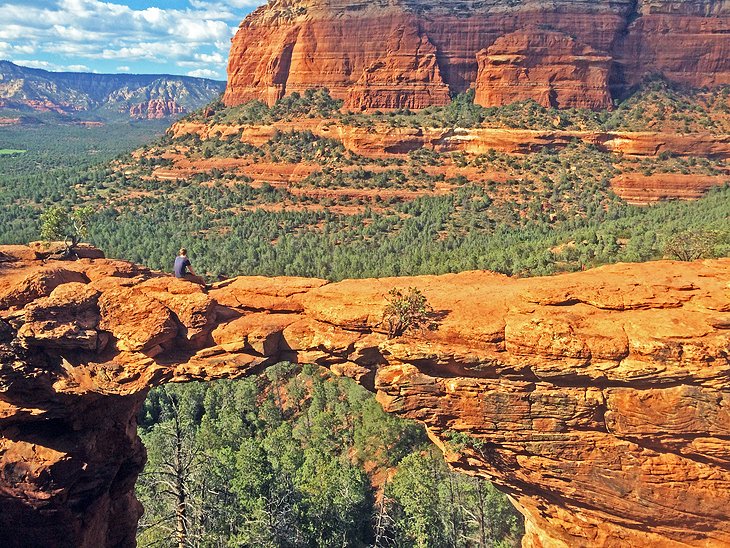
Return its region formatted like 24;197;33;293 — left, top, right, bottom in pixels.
0;61;225;121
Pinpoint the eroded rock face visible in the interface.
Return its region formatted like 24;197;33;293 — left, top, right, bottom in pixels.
0;246;729;547
129;100;186;120
610;173;730;205
224;0;730;110
474;29;613;110
170;119;730;159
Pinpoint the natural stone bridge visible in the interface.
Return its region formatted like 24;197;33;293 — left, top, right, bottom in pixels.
0;245;728;547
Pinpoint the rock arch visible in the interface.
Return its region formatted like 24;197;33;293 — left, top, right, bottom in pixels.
1;246;728;547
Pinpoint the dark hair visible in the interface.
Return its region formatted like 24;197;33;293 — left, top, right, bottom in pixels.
179;248;187;256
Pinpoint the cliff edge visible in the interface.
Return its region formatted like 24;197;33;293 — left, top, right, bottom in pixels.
0;245;729;547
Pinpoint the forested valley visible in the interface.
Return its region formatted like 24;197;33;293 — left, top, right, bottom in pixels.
137;365;522;547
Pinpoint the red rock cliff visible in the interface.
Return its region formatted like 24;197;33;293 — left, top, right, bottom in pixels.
224;0;730;110
474;29;613;109
0;246;729;547
129;100;186;120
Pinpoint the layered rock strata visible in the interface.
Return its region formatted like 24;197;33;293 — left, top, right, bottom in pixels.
128;100;186;120
169;119;730;159
475;29;613;109
611;173;730;205
0;246;729;547
224;0;730;110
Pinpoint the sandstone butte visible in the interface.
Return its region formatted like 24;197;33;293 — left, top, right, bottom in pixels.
223;0;730;110
0;245;729;547
128;100;186;120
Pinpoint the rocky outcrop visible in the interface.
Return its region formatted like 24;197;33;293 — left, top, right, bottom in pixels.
170;119;730;159
1;247;729;547
129;100;186;120
611;173;730;205
224;0;730;110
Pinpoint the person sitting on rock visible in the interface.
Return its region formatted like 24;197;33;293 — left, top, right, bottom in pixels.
174;248;206;286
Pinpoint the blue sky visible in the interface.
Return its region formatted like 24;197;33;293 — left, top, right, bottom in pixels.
0;0;267;80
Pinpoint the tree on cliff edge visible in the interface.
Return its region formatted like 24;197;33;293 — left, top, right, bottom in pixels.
39;204;94;254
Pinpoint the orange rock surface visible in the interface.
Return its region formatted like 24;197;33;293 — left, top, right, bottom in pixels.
611;173;730;205
224;0;730;110
170;119;730;159
475;29;613;110
1;246;729;547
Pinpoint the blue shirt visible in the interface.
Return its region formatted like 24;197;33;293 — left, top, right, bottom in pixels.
174;256;191;278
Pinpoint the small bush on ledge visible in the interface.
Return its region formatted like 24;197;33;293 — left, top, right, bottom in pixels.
39;204;94;256
383;287;434;339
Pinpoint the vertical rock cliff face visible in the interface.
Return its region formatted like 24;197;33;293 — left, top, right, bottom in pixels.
128;100;187;119
1;246;729;547
345;21;451;110
224;0;730;110
613;0;730;93
474;29;614;109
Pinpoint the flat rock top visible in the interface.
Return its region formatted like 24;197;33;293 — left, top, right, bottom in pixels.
245;0;642;24
247;0;730;23
1;244;727;394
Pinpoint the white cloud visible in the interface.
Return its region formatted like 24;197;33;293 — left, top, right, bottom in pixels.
13;59;58;70
13;58;94;72
0;41;36;57
187;68;220;79
0;0;264;75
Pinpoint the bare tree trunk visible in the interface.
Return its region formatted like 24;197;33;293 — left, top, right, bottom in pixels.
373;488;395;548
165;393;188;548
474;477;488;548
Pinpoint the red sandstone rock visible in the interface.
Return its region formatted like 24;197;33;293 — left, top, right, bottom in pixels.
98;287;178;352
475;29;613;109
0;265;89;310
611;173;730;205
617;5;730;92
212;312;301;356
223;0;730;111
129;100;186;119
209;275;327;312
1;248;729;547
0;245;39;262
135;277;216;346
26;241;106;260
345;22;451;110
18;283;102;351
169;119;730;159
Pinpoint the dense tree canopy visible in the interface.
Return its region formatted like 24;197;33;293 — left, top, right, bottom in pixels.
137;365;524;547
